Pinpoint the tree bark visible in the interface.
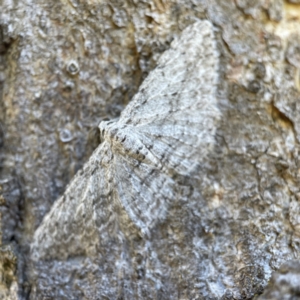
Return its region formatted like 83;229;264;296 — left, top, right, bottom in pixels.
1;0;300;299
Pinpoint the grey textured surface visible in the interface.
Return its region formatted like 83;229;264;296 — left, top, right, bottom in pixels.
0;2;209;297
31;20;221;297
256;260;300;300
2;0;300;299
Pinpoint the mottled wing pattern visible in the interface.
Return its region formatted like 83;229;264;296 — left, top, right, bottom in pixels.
113;152;175;235
119;20;220;176
32;21;220;258
110;21;220;230
31;143;115;260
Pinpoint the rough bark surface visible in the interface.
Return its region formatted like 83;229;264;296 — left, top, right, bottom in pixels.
1;0;300;299
255;260;300;299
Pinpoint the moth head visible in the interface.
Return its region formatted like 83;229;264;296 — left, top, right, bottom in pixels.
99;119;121;144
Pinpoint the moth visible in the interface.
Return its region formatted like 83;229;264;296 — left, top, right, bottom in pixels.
31;20;220;260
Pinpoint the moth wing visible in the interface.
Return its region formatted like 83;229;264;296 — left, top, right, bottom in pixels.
120;20;220;177
113;153;175;234
31;143;115;260
119;21;219;126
